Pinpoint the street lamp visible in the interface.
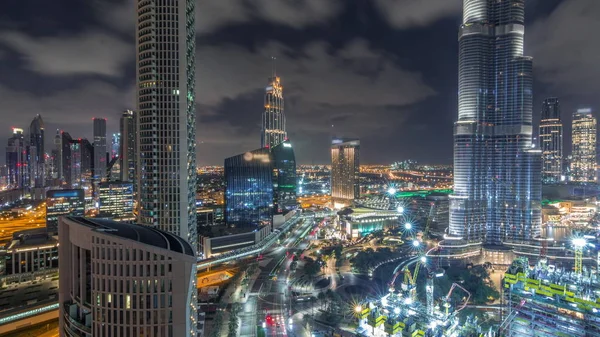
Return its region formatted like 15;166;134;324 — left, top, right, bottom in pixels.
354;305;362;313
397;206;404;214
404;223;412;230
420;256;427;263
412;240;420;247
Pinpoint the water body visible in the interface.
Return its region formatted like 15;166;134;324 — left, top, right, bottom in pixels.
542;226;572;242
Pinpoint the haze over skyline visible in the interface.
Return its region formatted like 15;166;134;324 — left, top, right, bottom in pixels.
0;0;598;165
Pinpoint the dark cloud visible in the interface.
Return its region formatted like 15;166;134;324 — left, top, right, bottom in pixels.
0;0;594;166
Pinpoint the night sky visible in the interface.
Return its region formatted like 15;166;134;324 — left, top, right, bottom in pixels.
0;0;597;165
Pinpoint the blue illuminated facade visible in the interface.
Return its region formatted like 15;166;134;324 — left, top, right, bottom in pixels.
224;148;274;228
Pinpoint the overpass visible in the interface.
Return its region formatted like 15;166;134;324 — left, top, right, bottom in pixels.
197;211;333;270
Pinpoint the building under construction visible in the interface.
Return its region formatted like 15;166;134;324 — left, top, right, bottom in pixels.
502;257;600;336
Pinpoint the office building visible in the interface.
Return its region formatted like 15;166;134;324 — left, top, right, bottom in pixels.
69;138;94;192
540;98;563;184
119;110;136;182
224;148;274;228
29;114;45;187
571;108;597;183
261;73;286;148
45;189;84;234
98;181;135;221
58;216;197;337
0;228;58;277
448;0;541;248
136;0;198;254
271;140;297;213
61;131;73;187
331;138;360;208
93;118;107;181
111;133;120;159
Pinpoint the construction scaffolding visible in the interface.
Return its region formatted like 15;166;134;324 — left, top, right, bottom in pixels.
503;257;600;337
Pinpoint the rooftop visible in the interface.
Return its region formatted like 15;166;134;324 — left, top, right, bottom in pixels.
68;217;194;256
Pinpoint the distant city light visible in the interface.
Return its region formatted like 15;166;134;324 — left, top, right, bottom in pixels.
393;307;401;315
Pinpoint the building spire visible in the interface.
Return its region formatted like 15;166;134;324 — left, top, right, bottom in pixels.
271;56;276;77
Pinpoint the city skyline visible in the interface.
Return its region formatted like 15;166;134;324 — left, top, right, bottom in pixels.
0;1;597;165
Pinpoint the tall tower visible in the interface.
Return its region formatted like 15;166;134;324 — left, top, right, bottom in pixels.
93;118;107;181
261;64;286;149
136;2;197;332
119;110;136;183
29;114;45;187
571;108;597;183
54;130;62;182
6;128;27;188
448;0;541;247
540;98;563;184
331;138;360;208
136;1;197;251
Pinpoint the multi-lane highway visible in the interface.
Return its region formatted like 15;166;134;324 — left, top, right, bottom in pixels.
0;204;46;243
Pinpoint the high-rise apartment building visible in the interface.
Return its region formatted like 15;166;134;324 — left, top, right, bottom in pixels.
119;110;136;182
98;181;135;222
5;128;27;188
136;0;198;258
571;108;597;183
261;74;286;149
58;216;197;337
46;189;84;234
272;140;297;213
69;138;94;191
93;118;107;181
331;138;360;208
540;98;563;184
224;148;274;228
29;114;45;187
447;0;541;247
54;130;62;182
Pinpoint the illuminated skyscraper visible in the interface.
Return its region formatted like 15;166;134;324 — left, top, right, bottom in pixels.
571;108;597;183
98;181;135;222
448;0;541;247
119;110;136;182
331;138;360;208
93;117;107;180
136;0;197;254
540;98;563;184
29;114;45;187
224;148;274;228
261;73;286;149
111;133;120;159
272;140;297;213
46;189;84;234
6;128;27;188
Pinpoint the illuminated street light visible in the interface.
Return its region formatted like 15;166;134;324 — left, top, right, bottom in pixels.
393;307;401;315
404;223;412;230
397;206;404;214
355;305;362;313
412;240;420;247
420;256;427;263
388;187;397;195
572;238;587;247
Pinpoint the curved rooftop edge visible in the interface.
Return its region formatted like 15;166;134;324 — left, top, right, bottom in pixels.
67;217;195;257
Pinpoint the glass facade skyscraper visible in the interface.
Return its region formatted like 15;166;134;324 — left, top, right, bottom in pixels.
331;138;360;208
29;114;45;187
272;140;297;213
224;148;274;228
119;110;136;183
261;75;286;149
93;117;107;181
449;0;541;246
540;98;563;184
98;181;135;222
571;108;597;183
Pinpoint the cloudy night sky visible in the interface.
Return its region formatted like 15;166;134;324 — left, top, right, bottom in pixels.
0;0;597;165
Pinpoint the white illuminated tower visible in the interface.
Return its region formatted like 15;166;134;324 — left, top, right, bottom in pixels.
261;62;286;149
136;0;197;334
448;0;541;248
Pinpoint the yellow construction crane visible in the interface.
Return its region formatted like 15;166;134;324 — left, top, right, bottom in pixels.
573;238;586;275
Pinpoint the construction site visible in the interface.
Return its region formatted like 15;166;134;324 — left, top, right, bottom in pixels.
502;246;600;337
357;245;496;337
